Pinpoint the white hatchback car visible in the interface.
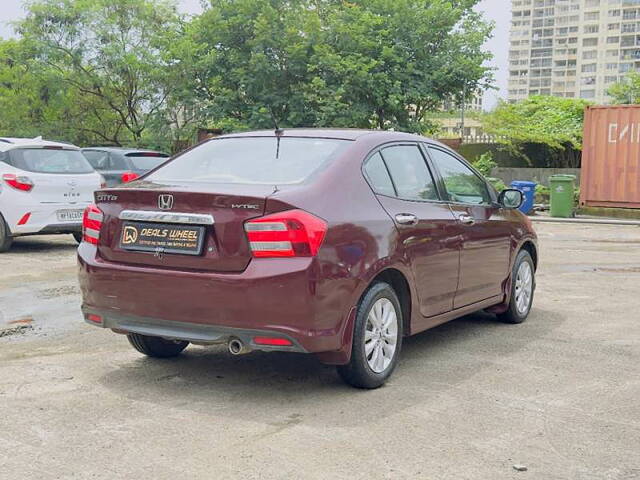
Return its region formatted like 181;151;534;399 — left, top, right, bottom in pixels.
0;137;103;252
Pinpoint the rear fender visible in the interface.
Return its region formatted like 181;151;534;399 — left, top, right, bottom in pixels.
317;259;417;365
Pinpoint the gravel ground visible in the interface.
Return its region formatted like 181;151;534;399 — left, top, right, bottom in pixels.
0;224;639;480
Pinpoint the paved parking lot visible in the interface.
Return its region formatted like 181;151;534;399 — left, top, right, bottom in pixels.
1;223;639;479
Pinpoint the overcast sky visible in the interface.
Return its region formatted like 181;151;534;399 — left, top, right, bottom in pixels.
0;0;510;108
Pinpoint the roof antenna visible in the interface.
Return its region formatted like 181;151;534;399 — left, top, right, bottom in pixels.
269;107;284;159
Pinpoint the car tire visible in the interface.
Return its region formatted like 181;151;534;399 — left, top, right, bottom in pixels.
0;213;13;253
497;249;535;324
72;232;83;244
127;333;189;358
337;282;403;389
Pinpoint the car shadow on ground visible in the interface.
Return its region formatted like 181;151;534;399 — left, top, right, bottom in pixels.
7;236;78;254
98;306;563;427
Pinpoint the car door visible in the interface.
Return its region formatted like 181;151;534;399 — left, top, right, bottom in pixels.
426;145;512;309
363;144;461;318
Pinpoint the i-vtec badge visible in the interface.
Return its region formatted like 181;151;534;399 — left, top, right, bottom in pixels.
232;203;260;210
158;194;174;210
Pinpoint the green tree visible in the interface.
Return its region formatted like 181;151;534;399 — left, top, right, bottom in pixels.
16;0;189;146
315;0;493;131
482;96;589;168
607;71;640;104
187;0;493;131
0;38;115;144
184;0;321;130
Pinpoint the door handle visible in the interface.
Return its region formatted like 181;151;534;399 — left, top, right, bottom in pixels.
395;213;418;225
458;214;475;225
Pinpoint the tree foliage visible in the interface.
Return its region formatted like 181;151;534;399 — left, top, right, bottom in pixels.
187;0;493;132
607;71;640;104
482;96;589;168
15;0;191;147
1;0;494;148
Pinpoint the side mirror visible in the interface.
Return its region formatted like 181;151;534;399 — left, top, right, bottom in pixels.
498;188;524;209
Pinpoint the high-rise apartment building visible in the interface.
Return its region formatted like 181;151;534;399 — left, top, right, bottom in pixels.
508;0;640;104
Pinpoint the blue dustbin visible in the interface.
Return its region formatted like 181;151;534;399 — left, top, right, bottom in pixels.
510;180;537;214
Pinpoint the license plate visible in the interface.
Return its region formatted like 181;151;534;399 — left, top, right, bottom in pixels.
56;209;84;222
119;222;205;256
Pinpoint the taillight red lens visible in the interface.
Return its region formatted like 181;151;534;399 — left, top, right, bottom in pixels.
82;204;103;245
121;172;139;183
3;173;34;192
244;209;327;258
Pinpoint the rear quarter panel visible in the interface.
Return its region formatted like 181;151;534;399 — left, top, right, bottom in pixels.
267;136;419;337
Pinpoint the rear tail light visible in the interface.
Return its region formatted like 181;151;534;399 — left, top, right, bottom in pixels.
3;173;34;192
82;204;103;245
121;172;139;183
244;209;327;258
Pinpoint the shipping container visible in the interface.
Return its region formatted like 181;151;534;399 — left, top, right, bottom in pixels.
581;105;640;209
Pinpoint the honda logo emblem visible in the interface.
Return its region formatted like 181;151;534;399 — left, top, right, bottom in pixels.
158;194;174;210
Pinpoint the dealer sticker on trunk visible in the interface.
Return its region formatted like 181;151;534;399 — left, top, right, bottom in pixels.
119;221;205;256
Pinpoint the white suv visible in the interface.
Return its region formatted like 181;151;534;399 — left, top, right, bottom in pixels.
0;137;103;252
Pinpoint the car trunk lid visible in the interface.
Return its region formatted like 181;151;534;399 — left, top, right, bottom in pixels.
96;181;275;272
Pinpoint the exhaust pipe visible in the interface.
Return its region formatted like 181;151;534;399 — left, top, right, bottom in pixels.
228;338;251;355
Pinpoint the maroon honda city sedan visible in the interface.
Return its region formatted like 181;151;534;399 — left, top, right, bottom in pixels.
78;129;537;388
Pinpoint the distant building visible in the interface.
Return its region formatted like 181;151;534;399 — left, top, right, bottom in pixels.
436;116;485;139
441;95;484;113
434;93;485;140
508;0;640;104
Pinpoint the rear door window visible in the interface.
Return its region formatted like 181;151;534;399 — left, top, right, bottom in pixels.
6;148;94;174
379;145;439;201
363;152;396;196
147;137;349;185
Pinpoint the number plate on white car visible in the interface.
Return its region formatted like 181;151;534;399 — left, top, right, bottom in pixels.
56;209;84;222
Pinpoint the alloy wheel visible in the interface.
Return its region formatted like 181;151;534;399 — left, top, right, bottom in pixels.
514;261;533;316
364;298;398;373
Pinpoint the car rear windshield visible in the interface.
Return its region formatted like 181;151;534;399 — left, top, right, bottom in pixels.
4;148;94;174
126;153;169;171
147;137;349;185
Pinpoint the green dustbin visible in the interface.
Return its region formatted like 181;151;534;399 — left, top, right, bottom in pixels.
549;174;576;218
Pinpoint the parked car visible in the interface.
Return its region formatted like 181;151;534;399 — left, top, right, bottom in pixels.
0;137;103;252
81;147;170;187
78;129;537;388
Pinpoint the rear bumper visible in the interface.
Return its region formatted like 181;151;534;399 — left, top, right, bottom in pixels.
5;202;89;235
82;308;306;352
77;243;353;358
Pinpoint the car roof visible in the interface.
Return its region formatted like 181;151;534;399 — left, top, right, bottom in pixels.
82;146;168;155
216;128;441;144
0;137;80;152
